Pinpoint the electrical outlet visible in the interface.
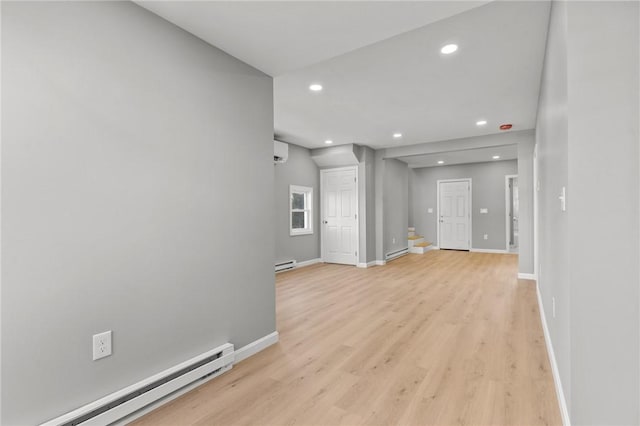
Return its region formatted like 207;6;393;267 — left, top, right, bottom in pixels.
392;237;396;244
93;331;112;361
428;208;433;213
552;297;556;318
484;234;488;240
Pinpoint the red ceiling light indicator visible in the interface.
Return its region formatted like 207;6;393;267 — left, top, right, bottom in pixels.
500;124;513;131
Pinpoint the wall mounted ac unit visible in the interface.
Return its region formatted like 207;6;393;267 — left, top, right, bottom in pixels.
274;140;288;164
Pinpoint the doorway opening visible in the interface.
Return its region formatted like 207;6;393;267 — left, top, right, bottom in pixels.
505;175;519;253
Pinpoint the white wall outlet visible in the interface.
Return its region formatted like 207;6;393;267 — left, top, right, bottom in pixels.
93;330;112;361
392;237;396;244
484;234;488;240
480;208;488;214
427;208;433;213
552;297;556;318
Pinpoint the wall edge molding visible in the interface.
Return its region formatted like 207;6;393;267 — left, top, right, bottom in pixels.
536;284;571;426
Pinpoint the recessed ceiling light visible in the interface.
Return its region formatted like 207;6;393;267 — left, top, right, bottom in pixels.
492;155;501;160
440;44;458;54
309;84;323;92
437;160;445;164
393;133;402;139
325;140;333;144
476;120;487;126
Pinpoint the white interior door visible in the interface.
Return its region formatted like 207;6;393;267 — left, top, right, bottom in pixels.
321;167;358;265
438;180;471;250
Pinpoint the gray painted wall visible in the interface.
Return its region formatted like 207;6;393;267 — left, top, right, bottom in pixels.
1;2;275;424
374;153;409;261
566;1;639;423
409;161;517;251
517;138;535;274
383;159;409;257
274;143;320;264
536;2;571;414
374;151;385;260
356;146;377;264
537;1;639;423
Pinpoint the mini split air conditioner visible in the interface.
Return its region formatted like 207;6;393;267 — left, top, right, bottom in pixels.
274;140;288;164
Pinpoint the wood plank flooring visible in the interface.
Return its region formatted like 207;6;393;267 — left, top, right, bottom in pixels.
133;250;561;425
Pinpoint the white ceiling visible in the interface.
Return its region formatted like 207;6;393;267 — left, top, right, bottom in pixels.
398;144;518;168
137;1;551;151
136;1;490;76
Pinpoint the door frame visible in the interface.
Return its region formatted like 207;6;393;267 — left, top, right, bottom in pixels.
436;178;472;250
320;166;359;265
505;174;518;251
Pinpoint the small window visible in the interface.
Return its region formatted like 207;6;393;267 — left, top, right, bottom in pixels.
290;185;313;236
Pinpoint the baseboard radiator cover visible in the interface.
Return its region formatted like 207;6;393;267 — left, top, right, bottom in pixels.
275;259;296;272
385;248;408;261
40;343;234;426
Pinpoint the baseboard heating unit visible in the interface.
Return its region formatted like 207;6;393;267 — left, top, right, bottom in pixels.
385;248;408;261
40;343;234;426
275;259;296;272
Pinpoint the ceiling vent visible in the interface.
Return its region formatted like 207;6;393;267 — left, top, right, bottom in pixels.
274;140;288;164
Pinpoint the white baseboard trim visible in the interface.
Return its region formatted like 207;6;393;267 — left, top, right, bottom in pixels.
518;272;537;280
234;331;279;364
357;260;377;268
116;332;279;425
470;248;508;254
536;284;571;426
375;260;386;266
296;258;322;268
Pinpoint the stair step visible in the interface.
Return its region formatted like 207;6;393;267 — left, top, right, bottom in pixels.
413;242;432;248
408;231;416;237
408;236;425;247
409;244;434;254
408;227;415;232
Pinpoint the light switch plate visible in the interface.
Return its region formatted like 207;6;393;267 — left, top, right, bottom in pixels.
480;208;488;214
427;208;433;213
559;187;566;211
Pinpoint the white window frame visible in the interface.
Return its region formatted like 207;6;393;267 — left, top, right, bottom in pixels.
289;185;313;236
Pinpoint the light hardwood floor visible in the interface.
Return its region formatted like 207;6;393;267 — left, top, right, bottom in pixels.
133;250;561;425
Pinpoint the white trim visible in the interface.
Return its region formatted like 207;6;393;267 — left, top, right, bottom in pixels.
505;174;518;251
296;258;322;268
470;248;508;254
517;272;537;280
536;284;571;426
375;260;386;266
289;185;314;236
356;260;377;268
320;166;359;266
234;331;279;364
115;332;279;426
437;178;472;250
